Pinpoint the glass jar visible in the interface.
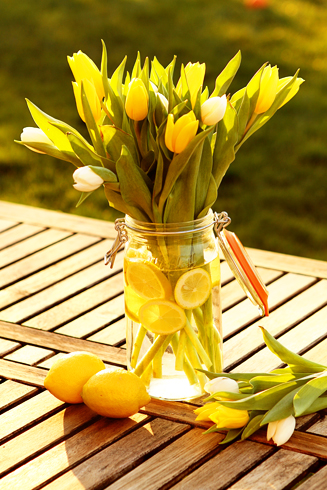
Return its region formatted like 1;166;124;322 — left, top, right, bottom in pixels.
122;209;223;401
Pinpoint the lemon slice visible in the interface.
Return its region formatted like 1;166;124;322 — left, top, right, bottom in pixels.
124;285;147;322
139;299;186;334
126;261;172;300
174;268;212;309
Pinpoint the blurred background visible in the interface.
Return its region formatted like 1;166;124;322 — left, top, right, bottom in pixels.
1;0;326;259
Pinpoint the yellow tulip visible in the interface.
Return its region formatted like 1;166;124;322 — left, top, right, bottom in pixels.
72;79;102;123
194;402;221;421
278;77;304;108
254;65;279;114
68;50;105;101
125;78;149;121
209;405;249;429
177;62;206;108
165;111;199;154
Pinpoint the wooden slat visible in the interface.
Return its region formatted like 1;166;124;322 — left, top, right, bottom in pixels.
221;268;283;311
0;233;102;292
5;345;54;366
24;273;124;330
0;404;98;476
303;338;327;366
0;359;47;386
0;254;123;324
296;465;327;490
248;247;327;279
224;280;327;370
0;390;64;443
41;417;189;490
108;428;225;490
0;201;117;238
0;224;45;250
0;229;72;268
0;338;20;356
306;415;327;437
236;305;327;373
54;294;125;338
223;273;316;339
0;380;37;411
227;448;317;490
87;318;126;346
0;219;18;232
0;322;126;367
170;440;274;490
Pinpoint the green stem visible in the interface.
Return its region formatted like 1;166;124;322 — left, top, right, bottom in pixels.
184;318;213;371
131;325;147;368
171;334;198;385
185;337;207;392
175;328;188;371
153;334;163;378
134;334;170;377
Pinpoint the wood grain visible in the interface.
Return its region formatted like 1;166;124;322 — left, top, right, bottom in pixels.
5;345;54;366
87;317;126;346
0;229;72;268
171;440;275;490
41;417;189;490
0;358;48;386
0;219;17;232
0;201;117;238
296;465;327;490
0;233;102;292
228;448;317;490
108;427;225;490
0;224;45;250
0;380;37;411
0;322;126;367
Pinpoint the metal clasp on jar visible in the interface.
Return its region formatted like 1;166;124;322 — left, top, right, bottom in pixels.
104;218;127;267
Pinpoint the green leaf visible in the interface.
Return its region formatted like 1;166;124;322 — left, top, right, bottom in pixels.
293;373;327;416
197;174;217;219
241;412;266;440
104;186;145;220
110;56;127;98
101;40;110;100
101;125;139;165
66;132;104;168
158;127;213;217
15;139;72;164
211;51;242;97
218;379;308;411
196;369;274;382
212;101;238;189
194;138;214;218
116;145;154;221
81;82;106;157
260;387;301;425
76;191;93;207
25;99;80;165
300;395;327;416
132;52;141;79
261;327;327;373
250;373;316;392
204;391;250;402
219;428;243;444
88;165;117;182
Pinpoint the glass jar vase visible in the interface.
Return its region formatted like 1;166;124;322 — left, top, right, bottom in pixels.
122;209;223;401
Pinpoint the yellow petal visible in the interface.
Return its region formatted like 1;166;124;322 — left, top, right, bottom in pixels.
174;120;199;153
165;114;175;152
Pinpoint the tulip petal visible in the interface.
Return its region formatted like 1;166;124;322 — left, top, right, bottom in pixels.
165;114;175;152
174;120;199;153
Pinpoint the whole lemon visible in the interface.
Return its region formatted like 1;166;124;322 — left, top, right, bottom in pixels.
81;367;151;418
44;351;106;403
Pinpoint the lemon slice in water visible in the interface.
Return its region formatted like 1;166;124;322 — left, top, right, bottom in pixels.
126;261;172;300
174;268;212;309
139;299;186;334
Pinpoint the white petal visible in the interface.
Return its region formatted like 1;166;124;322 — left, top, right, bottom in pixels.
273;415;296;446
21;127;54;146
267;420;278;441
73;182;99;192
73;166;104;186
204;377;240;395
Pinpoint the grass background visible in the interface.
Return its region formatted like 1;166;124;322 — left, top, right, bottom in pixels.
1;0;327;259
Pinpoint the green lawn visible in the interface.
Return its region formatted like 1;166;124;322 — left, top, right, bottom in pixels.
1;0;327;259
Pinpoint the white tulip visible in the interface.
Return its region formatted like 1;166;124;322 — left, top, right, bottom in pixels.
73;166;104;192
20;127;57;154
204;376;240;395
201;94;227;126
267;415;296;446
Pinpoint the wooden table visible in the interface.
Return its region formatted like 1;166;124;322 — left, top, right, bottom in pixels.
1;200;327;490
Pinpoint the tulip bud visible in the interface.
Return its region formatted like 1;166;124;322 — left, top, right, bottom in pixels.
72;79;102;123
278;77;304;109
194;402;221;421
204;376;240;396
73;166;104;192
209;405;249;429
254;65;279;114
201;95;227;126
68;50;105;102
176;62;206;108
20;127;58;154
267;415;296;446
165;111;199;154
125;78;149;121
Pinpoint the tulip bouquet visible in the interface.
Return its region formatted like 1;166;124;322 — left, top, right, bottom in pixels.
196;327;327;446
17;43;303;400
